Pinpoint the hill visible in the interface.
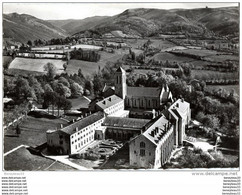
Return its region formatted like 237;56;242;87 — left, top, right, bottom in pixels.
48;16;109;35
3;13;68;43
71;7;239;37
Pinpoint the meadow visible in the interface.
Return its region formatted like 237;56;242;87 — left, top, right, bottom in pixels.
8;58;65;74
4;116;68;152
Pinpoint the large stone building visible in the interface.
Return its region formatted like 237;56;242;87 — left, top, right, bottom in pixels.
129;115;174;168
46;112;105;155
129;99;191;168
46;67;191;168
115;67;173;110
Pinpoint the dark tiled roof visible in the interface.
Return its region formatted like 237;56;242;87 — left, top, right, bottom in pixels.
103;117;150;129
60;112;105;135
127;86;161;98
96;95;123;110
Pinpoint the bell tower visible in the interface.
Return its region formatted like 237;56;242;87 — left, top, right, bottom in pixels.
114;67;127;99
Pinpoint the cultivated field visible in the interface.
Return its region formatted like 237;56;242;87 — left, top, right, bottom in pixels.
153;52;194;63
66;49;129;76
8;58;66;74
191;70;238;80
70;44;102;50
172;48;226;57
149;39;177;50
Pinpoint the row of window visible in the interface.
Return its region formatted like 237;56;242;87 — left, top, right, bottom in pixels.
105;101;124;115
71;134;94;145
72;136;94;150
126;98;158;108
70;119;104;139
133;149;151;157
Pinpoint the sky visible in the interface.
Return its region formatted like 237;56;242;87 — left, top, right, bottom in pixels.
3;2;239;20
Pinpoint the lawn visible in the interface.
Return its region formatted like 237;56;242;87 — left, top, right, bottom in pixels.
4;116;69;153
66;49;128;76
69;96;90;110
4;146;55;171
8;57;65;74
206;85;239;95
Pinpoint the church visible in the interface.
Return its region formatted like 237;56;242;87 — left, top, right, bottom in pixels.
114;67;173;110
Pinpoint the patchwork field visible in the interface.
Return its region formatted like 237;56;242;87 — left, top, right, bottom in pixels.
8;57;66;74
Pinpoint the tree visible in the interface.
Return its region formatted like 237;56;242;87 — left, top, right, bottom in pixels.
58;77;70;88
70;82;84;97
84;79;94;94
27;40;32;46
44;63;57;81
14;77;32;99
93;74;104;95
63;63;67;71
16;124;21;136
44;84;53;93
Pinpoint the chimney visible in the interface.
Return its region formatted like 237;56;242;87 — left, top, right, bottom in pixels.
76;127;78;132
103;101;106;105
109;97;111;101
60;124;63;129
176;103;179;108
181;98;184;102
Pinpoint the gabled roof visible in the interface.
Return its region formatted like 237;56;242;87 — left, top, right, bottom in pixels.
116;66;126;73
96;95;123;110
103;117;150;130
60;112;105;135
127;86;161;98
168;99;190;119
142;115;170;145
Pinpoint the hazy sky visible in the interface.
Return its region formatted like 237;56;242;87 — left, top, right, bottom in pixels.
3;2;239;20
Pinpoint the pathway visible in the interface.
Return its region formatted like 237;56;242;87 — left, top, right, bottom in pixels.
4;145;28;157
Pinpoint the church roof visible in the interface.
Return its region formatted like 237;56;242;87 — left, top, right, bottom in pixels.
127;86;161;98
103;117;150;129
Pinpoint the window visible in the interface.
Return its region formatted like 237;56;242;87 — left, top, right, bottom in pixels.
134;150;136;154
140;149;145;156
59;135;63;139
140;142;145;148
59;140;63;145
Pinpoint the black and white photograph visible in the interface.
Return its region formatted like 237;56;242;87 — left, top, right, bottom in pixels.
2;2;239;172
